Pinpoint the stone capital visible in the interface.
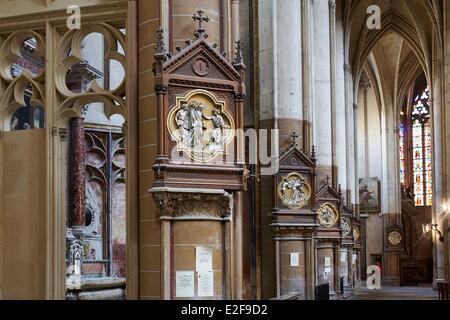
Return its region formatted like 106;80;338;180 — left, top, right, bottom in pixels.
151;187;233;220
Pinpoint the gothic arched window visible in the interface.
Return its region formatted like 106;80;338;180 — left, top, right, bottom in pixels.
399;85;432;207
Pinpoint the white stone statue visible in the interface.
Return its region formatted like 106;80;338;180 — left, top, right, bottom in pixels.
175;103;191;148
204;109;229;151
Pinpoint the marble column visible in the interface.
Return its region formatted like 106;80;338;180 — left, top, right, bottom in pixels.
68;117;86;229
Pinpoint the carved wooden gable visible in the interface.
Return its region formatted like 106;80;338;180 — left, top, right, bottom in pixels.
341;204;354;246
151;26;246;191
275;147;316;211
315;182;342;240
271;146;317;227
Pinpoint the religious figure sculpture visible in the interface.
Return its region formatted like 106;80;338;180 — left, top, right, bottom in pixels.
204;110;230;151
169;91;235;162
175;103;191;148
318;203;339;228
278;173;311;210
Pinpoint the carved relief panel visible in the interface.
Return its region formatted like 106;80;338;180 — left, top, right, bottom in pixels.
271;146;317;230
315;181;343;241
151;26;246;191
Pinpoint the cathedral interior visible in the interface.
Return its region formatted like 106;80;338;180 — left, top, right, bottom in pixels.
0;0;449;301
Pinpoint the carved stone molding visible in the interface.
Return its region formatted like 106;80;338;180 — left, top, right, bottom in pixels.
151;187;233;220
271;225;314;240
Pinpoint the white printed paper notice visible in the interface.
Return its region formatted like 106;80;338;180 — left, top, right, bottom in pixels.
324;257;331;267
290;253;300;267
197;271;214;297
196;246;213;272
340;252;347;263
175;271;195;297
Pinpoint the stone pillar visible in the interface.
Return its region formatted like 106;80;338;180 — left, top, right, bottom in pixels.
68;117;86;229
329;0;337;187
272;227;314;299
259;0;303;149
342;64;357;207
431;54;446;285
302;0;314;152
312;0;332;182
170;0;222;51
258;0;303;299
152;189;233;300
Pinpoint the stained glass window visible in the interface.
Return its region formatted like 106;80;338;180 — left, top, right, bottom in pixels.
399;122;406;185
410;86;432;207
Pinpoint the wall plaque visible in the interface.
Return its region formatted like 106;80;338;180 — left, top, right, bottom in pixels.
176;271;195;298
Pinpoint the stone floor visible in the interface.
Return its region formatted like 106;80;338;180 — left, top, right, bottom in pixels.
348;286;439;300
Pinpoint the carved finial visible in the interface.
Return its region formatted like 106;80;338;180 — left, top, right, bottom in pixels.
325;175;331;185
193;9;210;34
310;145;316;162
155;27;165;58
233;39;246;70
290;132;299;148
338;184;342;196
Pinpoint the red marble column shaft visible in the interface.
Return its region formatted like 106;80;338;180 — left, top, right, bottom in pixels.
69;117;86;227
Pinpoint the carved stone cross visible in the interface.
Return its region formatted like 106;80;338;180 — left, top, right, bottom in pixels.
290;132;299;146
193;9;210;33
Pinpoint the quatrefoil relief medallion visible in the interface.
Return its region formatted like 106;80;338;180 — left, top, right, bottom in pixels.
277;173;311;210
317;203;339;228
388;231;402;246
168;89;235;162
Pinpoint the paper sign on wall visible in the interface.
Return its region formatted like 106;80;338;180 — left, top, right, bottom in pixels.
324;257;331;267
340;252;347;263
175;271;195;297
352;254;357;264
324;267;332;274
196;246;213;272
197;271;214;297
290;253;300;267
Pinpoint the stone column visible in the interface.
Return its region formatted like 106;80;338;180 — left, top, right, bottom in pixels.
68;117;86;230
431;55;446;285
312;0;332;182
344;64;356;207
170;0;222;51
258;0;303;299
329;0;337;187
259;0;303;149
302;0;314;152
